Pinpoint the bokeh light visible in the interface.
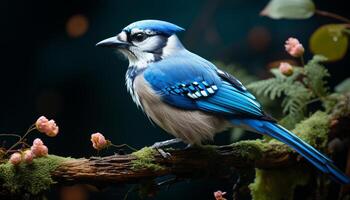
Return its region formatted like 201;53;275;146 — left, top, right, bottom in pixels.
60;184;88;200
66;14;89;38
247;26;271;52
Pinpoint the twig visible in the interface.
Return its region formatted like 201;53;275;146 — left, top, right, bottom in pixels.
315;10;350;24
0;134;21;139
4;124;36;155
110;143;138;152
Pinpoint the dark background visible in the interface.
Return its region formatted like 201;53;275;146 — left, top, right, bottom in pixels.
1;0;349;199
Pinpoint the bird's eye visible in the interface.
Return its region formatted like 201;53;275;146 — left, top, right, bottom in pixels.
132;33;147;42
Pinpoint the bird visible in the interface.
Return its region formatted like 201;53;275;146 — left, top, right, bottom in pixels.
96;19;350;184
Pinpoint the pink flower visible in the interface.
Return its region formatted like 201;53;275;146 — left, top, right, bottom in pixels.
35;116;59;137
23;150;34;164
214;190;227;200
9;152;22;165
279;62;294;76
91;132;108;150
33;138;44;146
31;138;49;157
285;37;304;57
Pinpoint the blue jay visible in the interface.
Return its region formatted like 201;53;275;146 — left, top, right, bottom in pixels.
97;20;350;184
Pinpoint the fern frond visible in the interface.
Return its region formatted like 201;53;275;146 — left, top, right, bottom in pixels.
282;82;312;115
247;78;280;97
304;55;330;97
247;68;312;116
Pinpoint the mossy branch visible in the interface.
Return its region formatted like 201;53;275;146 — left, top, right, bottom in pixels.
0;140;295;196
51;141;294;185
1;94;350;197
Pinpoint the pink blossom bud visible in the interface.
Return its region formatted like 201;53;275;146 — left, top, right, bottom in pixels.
45;120;59;137
214;190;227;200
9;152;22;165
35;116;59;137
285;37;304;57
33;138;44;146
91;132;108;150
31;145;49;157
23;150;34;164
279;62;294;76
41;145;48;156
36;116;48;128
31;138;49;157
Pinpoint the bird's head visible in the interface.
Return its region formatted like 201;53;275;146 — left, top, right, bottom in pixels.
96;20;185;66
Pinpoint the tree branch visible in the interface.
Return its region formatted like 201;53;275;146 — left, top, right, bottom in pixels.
51;141;294;185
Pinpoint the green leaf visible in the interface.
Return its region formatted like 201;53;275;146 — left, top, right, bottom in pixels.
335;78;350;93
261;0;315;19
310;24;348;61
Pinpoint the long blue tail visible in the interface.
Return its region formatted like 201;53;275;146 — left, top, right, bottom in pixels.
230;118;350;184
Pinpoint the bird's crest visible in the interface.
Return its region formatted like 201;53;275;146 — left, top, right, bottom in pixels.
123;20;184;36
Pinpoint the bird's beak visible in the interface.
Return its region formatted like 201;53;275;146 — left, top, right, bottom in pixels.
96;36;130;48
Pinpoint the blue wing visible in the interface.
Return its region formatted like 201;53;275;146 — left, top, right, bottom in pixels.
143;52;265;119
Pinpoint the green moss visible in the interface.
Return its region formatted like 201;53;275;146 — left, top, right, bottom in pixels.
249;167;309;200
292;111;330;149
231;140;269;160
0;155;71;195
131;147;164;171
230;139;289;160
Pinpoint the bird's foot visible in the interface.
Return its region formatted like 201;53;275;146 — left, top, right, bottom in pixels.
151;138;183;159
151;138;183;148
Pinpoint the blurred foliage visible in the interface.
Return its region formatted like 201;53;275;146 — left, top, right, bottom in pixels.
249;167;309;200
335;78;350;93
261;0;315;19
262;0;350;62
247;55;330;129
250;1;350;197
310;24;349;61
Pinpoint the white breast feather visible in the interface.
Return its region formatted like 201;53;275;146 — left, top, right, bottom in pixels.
125;72;143;110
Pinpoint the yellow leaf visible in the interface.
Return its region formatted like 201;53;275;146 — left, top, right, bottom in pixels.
310;24;348;62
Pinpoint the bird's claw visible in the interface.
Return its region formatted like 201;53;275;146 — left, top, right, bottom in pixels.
151;138;183;159
155;148;171;159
